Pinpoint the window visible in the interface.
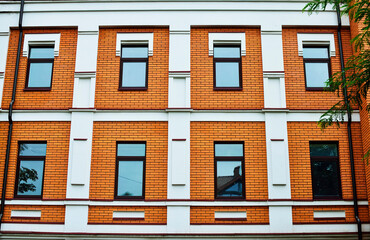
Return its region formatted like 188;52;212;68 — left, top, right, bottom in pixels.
115;142;146;199
15;142;47;198
25;46;54;90
214;142;245;199
119;45;148;90
310;142;341;199
213;46;242;90
303;46;331;90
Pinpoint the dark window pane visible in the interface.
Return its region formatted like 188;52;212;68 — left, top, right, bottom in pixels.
214;47;240;58
117;144;146;157
303;47;328;59
215;144;243;157
117;161;143;197
122;47;148;58
28;62;53;88
216;161;243;197
215;62;240;87
310;143;338;157
19;143;47;156
17;160;44;196
305;62;329;88
30;48;54;59
312;160;340;197
122;62;146;87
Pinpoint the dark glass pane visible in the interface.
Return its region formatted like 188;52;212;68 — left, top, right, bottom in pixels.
310;143;338;157
122;62;146;87
19;143;47;156
214;47;240;58
312;160;340;197
303;47;329;59
117;161;143;197
215;144;243;157
30;47;54;59
305;62;329;88
28;62;53;88
17;160;44;196
215;62;240;87
122;47;148;58
117;144;146;157
216;161;243;197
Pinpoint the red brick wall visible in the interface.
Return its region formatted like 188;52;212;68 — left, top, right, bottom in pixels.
283;27;353;110
2;28;77;110
2;205;65;224
95;27;169;110
90;122;168;200
190;122;268;200
191;27;264;110
288;122;366;201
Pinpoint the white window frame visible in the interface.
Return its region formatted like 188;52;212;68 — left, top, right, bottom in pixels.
297;33;336;57
208;32;246;56
23;33;61;57
116;33;154;57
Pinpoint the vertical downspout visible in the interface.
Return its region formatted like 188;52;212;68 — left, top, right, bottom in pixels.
0;0;24;230
335;4;362;240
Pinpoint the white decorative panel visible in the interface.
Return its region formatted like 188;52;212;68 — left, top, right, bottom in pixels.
297;33;336;57
214;211;246;219
75;78;91;108
113;211;145;219
170;77;186;108
314;211;345;219
71;140;89;185
208;32;246;56
271;140;287;185
11;210;41;218
23;33;60;57
266;78;281;108
171;140;186;185
116;33;153;56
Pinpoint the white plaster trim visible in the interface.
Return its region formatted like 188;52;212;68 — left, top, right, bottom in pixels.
208;32;246;56
261;30;282;35
4;200;368;207
169;30;190;35
23;33;61;57
0;112;71;121
190;112;265;122
297;33;336;57
168;72;191;78
74;72;96;78
11;210;41;218
263;72;285;78
287;111;360;122
112;211;145;219
0;32;9;36
94;111;168;121
314;211;345;219
214;211;246;219
116;33;153;57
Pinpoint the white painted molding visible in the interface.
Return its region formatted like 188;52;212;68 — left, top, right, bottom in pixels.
297;33;336;57
214;211;246;219
263;72;285;79
113;211;145;219
116;33;153;57
314;211;345;219
78;31;99;35
208;32;246;56
23;33;61;57
11;210;41;218
0;32;9;36
74;72;96;78
169;30;190;35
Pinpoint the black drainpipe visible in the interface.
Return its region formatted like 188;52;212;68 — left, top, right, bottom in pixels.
335;4;362;240
0;0;24;230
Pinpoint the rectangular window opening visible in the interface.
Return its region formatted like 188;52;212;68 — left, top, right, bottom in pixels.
303;46;331;91
309;142;341;200
25;46;54;90
214;142;245;199
119;45;148;90
213;45;242;90
15;142;47;199
115;142;146;199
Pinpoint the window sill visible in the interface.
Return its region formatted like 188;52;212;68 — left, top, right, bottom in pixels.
213;87;243;91
118;87;148;91
305;87;329;91
23;87;51;91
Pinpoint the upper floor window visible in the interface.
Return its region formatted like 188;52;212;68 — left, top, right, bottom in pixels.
115;142;146;199
214;142;245;199
213;46;242;90
310;142;341;199
303;46;331;90
119;45;148;90
26;47;54;90
15;142;47;198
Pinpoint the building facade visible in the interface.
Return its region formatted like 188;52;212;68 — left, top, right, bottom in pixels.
0;0;369;239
